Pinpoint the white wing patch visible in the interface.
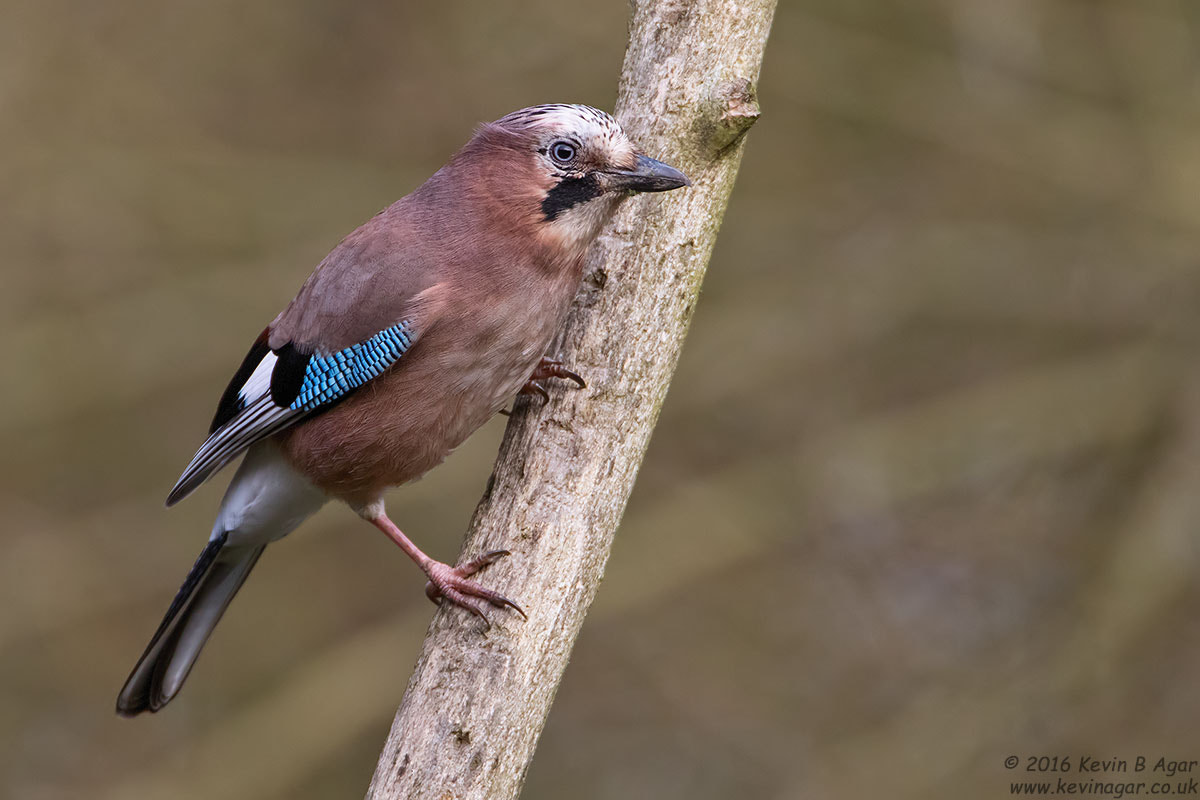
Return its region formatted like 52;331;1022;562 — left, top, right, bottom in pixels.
166;351;300;507
238;351;278;405
166;320;419;507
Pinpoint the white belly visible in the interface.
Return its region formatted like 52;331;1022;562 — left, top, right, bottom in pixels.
213;442;329;546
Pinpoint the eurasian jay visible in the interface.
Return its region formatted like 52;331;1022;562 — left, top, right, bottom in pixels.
116;104;690;716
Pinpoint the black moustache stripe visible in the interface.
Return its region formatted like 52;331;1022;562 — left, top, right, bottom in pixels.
541;174;602;221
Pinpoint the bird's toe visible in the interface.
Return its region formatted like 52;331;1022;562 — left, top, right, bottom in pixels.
422;557;525;622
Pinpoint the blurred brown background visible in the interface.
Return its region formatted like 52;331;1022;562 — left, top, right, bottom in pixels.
4;0;1200;798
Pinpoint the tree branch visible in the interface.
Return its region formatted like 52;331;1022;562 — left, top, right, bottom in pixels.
366;1;777;797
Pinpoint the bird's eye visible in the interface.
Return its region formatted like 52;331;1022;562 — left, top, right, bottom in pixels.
549;141;577;165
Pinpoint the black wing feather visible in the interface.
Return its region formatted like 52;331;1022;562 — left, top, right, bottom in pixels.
210;329;271;433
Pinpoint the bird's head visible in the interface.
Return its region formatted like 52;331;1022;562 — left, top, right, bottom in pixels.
467;104;690;256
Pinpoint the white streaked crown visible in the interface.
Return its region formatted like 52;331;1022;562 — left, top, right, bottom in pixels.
497;104;630;152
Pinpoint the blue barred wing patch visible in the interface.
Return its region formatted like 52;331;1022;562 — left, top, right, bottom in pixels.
290;321;415;411
166;320;417;507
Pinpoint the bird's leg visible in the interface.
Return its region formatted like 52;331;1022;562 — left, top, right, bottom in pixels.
367;512;525;624
519;357;586;403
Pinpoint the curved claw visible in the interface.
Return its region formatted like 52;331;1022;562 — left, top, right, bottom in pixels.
422;551;526;624
556;368;586;389
530;358;586;388
520;381;550;402
458;549;512;575
517;358;586;405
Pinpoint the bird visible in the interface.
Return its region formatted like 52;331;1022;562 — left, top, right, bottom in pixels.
115;104;690;716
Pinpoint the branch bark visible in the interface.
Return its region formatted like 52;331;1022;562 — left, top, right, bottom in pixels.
366;1;777;797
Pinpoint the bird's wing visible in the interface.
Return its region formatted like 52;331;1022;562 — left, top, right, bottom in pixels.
165;202;450;507
165;320;419;506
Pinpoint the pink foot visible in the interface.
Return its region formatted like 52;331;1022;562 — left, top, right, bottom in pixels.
423;549;526;625
519;357;586;403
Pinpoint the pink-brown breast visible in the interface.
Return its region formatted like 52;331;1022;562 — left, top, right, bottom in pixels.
276;258;583;509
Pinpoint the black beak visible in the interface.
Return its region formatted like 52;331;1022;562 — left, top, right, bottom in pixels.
606;154;691;193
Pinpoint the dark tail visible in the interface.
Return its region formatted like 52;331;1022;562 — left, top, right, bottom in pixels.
116;532;266;716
